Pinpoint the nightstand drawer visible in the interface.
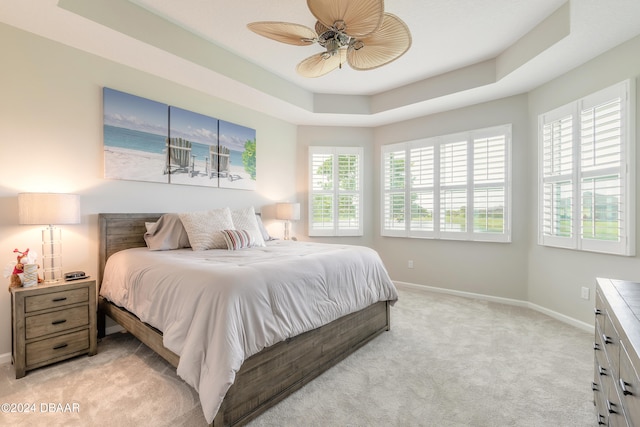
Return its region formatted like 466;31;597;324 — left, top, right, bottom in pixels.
25;306;89;340
25;288;88;312
26;329;89;367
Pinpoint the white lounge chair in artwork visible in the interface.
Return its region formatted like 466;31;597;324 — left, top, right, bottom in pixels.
164;137;196;177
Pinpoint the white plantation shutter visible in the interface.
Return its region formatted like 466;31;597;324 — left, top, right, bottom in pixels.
337;152;361;231
382;125;511;242
580;86;629;253
409;143;435;236
538;80;634;255
310;151;333;232
382;143;407;236
440;140;468;235
540;109;575;248
309;147;363;236
473;133;509;239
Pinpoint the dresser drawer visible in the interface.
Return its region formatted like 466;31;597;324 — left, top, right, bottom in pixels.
620;342;640;422
602;311;621;375
25;287;89;312
595;290;606;318
25;306;89;340
606;382;627;427
26;329;89;367
594;359;609;426
595;323;607;370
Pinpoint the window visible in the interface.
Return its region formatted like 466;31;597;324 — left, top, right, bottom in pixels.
538;80;634;256
382;125;511;242
309;146;363;236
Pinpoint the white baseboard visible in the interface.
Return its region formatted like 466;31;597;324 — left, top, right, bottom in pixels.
0;352;11;366
394;281;594;333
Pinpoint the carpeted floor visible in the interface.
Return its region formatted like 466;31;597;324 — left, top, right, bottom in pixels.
0;286;595;426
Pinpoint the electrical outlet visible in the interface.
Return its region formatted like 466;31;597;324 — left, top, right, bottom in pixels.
408;260;414;269
581;287;590;300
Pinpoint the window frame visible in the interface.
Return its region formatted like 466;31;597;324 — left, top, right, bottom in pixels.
308;146;364;237
381;124;512;242
537;79;635;256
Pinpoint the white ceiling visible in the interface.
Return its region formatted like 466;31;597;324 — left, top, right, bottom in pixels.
2;0;640;127
131;0;565;95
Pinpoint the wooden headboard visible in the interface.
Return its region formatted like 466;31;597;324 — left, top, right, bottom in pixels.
98;213;163;290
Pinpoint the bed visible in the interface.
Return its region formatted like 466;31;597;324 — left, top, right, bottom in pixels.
97;212;397;426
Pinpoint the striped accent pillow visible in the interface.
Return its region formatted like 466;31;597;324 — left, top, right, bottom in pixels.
221;229;255;250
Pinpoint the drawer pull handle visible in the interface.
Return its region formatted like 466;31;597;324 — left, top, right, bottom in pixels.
599;366;607;376
606;400;617;414
595;308;602;316
602;334;612;344
53;343;68;350
592;382;599;391
52;297;68;302
597;414;605;425
620;378;633;396
51;319;67;325
594;343;601;351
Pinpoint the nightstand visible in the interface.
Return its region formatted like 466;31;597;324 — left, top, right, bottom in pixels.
11;279;97;378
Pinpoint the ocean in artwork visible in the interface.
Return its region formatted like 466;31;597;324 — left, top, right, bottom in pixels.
104;125;243;165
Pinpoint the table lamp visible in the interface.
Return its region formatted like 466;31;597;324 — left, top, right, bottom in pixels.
276;202;300;240
18;193;80;283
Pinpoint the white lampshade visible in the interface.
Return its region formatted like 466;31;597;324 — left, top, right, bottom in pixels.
18;193;81;225
276;202;300;221
18;193;80;283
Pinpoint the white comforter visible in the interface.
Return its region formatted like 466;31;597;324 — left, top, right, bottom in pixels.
100;240;397;423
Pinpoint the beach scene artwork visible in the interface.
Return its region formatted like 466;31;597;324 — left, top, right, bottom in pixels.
103;87;257;189
167;106;219;187
103;87;169;184
218;120;257;190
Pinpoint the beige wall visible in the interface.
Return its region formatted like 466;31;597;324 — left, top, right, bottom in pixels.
370;34;640;326
526;35;640;323
0;24;298;359
371;95;531;301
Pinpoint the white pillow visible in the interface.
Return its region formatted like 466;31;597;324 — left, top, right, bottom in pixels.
230;206;266;247
179;208;234;251
254;214;272;241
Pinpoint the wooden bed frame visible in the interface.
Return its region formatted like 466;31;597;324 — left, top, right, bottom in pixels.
97;213;391;426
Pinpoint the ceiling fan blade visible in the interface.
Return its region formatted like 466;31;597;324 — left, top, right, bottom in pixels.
307;0;383;37
247;22;317;46
296;49;347;78
347;13;412;71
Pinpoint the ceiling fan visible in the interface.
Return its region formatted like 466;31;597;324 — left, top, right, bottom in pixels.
247;0;412;78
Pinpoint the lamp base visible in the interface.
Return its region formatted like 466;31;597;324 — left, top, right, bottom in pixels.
283;221;291;240
42;226;63;284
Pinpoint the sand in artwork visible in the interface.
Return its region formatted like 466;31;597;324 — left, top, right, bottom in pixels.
104;147;254;190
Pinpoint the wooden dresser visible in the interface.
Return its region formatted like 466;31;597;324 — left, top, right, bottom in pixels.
594;278;640;426
11;279;97;378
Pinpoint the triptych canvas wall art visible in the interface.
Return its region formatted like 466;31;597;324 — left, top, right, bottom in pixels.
103;87;257;190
